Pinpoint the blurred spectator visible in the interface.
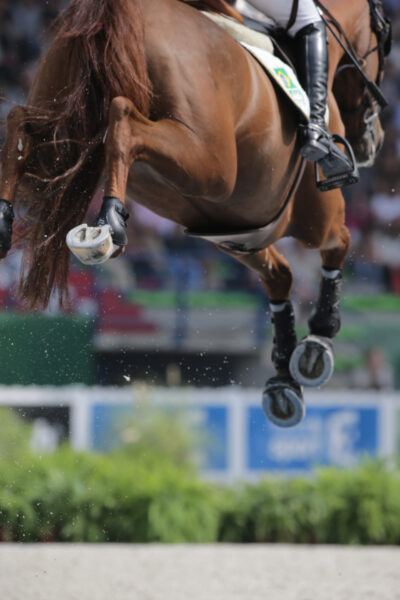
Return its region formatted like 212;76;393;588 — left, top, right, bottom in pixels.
350;346;395;390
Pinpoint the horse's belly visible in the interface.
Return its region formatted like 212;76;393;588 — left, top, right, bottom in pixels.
127;162;217;227
128;158;298;236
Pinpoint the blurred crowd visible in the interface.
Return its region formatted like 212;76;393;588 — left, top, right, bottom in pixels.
344;1;400;297
0;0;399;310
0;0;62;116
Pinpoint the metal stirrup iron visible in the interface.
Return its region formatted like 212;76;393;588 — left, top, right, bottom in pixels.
315;135;359;191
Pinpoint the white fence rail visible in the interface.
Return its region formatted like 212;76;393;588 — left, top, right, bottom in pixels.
0;386;399;481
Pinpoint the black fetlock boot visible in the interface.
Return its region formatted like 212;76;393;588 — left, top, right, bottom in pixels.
295;22;358;189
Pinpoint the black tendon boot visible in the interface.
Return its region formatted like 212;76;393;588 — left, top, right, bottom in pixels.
308;268;342;338
295;22;357;188
270;300;297;372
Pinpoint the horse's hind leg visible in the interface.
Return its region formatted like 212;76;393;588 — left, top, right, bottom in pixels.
221;245;305;428
92;95;236;251
0;106;28;256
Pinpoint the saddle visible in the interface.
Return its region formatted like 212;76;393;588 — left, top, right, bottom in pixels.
180;0;245;24
180;0;287;36
180;0;295;72
180;0;359;192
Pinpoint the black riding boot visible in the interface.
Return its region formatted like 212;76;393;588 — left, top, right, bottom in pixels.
295;22;354;183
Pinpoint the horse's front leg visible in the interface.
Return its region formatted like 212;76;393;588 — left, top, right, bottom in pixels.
289;224;349;388
221;245;305;428
289;173;350;387
0;106;28;257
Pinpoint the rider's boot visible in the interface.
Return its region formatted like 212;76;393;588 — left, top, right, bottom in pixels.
295;22;355;185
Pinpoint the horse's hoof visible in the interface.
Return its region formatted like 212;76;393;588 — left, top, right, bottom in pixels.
66;223;117;265
289;335;334;388
262;376;305;428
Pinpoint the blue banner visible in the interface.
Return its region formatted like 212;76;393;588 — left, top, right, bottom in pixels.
247;405;379;472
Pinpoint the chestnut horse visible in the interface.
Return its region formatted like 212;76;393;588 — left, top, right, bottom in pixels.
0;0;390;426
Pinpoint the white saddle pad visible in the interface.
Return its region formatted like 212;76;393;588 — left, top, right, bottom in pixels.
201;11;314;121
241;42;311;120
202;11;274;53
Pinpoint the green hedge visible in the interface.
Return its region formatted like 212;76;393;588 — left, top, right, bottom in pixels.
1;407;399;544
218;462;400;544
0;448;221;543
1;448;400;544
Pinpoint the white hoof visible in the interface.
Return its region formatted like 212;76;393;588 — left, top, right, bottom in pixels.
289;335;334;388
66;224;118;265
262;378;305;428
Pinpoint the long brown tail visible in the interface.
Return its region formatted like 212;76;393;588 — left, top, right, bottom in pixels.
18;0;152;308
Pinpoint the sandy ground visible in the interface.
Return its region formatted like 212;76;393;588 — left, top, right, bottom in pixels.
0;544;399;600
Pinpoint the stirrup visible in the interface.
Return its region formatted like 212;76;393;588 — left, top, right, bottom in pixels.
299;122;331;163
315;135;359;192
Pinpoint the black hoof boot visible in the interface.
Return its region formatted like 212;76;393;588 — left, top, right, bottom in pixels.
290;335;334;388
95;196;129;247
0;199;14;255
262;375;304;428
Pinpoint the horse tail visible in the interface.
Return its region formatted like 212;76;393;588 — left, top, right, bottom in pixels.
53;0;152;125
18;0;152;308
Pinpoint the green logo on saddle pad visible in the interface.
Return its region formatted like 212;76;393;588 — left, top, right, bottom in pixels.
274;68;296;89
240;42;312;120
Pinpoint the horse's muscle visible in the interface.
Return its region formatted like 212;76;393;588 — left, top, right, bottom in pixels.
2;0;373;309
125;0;301;231
0;0;388;427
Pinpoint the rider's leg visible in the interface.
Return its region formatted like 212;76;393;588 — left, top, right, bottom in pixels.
294;21;354;178
247;0;354;181
0;106;28;256
248;0;320;32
